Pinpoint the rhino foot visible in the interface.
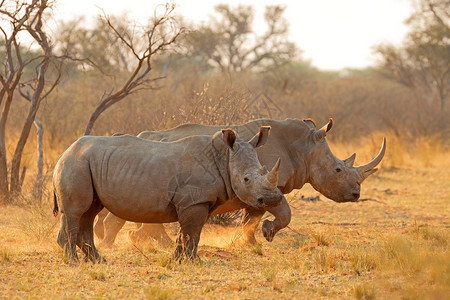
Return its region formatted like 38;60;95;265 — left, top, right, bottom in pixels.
262;220;275;242
172;246;201;264
83;254;106;264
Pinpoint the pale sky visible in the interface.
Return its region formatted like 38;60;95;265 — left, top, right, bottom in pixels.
54;0;414;70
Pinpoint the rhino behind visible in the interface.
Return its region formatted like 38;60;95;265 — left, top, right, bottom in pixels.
96;118;386;247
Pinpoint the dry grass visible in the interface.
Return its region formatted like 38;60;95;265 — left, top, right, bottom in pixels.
0;142;449;299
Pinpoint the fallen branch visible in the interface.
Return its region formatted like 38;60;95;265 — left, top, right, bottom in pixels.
310;221;361;226
131;243;151;262
356;197;385;204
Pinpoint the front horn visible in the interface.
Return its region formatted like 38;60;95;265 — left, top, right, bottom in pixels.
267;158;281;186
357;138;386;178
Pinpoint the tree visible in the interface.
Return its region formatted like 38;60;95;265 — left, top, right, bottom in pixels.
375;0;450;112
81;3;184;135
0;0;63;203
184;4;297;72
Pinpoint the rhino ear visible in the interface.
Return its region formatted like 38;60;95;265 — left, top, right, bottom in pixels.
313;118;333;142
221;128;236;150
249;126;271;148
303;118;317;129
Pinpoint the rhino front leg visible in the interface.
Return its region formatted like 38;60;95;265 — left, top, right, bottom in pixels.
241;194;291;244
93;208;109;240
98;213;127;248
175;204;209;262
262;194;291;242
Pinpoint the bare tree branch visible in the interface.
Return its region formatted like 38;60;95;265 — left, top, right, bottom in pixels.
84;2;184;135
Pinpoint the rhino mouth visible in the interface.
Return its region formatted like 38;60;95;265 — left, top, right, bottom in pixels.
343;191;360;202
256;193;283;208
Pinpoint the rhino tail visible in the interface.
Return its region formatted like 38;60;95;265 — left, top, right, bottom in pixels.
53;191;59;218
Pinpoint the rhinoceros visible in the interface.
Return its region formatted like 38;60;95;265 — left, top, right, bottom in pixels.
95;118;386;247
52;126;283;262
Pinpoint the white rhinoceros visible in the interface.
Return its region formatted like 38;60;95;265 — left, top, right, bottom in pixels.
96;118;386;247
53;126;283;262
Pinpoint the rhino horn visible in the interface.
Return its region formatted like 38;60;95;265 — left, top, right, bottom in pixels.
343;153;356;167
267;158;281;186
313;118;333;142
357;137;386;179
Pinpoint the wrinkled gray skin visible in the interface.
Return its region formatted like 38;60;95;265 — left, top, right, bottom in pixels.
53;127;283;262
95;118;386;247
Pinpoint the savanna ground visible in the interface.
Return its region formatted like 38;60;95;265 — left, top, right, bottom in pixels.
0;142;449;300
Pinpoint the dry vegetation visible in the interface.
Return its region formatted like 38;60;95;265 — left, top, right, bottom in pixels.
1;143;449;299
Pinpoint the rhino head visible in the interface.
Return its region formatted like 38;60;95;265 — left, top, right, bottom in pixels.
217;126;283;208
305;118;386;202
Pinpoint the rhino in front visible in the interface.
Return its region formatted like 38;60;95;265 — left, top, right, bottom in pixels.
53;126;282;262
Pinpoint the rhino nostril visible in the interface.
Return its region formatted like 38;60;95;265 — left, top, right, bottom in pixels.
353;192;360;199
258;198;264;206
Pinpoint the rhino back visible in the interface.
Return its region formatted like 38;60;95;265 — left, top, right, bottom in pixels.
138;123;220;141
236;119;312;193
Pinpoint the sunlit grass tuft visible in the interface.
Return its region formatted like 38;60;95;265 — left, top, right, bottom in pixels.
313;232;330;246
350;245;378;275
0;247;13;264
15;199;58;242
145;285;175;300
353;282;376;300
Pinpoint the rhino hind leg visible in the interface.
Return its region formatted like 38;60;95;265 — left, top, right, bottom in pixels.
93;208;109;240
174;204;209;262
57;213;81;262
98;213;127;248
77;198;105;263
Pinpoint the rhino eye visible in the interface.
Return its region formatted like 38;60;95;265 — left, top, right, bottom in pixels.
244;177;250;183
336;167;342;173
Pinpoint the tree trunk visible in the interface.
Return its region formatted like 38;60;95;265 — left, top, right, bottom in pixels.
0;140;9;203
0;94;13;203
9;103;38;194
33;118;44;202
84;112;100;136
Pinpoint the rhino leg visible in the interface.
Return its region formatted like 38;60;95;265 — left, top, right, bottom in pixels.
241;194;291;244
174;204;209;262
77;199;105;263
93;208;109;240
57;213;80;262
173;231;183;261
98;213;126;248
261;195;291;242
128;223;173;248
241;208;265;245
